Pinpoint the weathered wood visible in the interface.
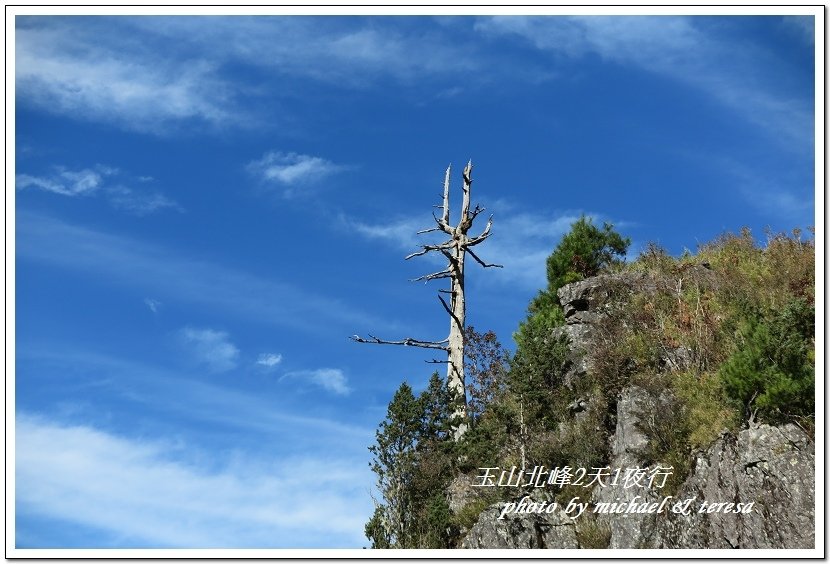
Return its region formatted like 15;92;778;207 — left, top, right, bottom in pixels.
352;161;499;440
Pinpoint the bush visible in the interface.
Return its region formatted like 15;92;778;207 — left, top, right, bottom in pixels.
719;299;814;425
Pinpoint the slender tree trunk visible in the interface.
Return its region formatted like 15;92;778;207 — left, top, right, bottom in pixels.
448;241;467;438
352;160;501;440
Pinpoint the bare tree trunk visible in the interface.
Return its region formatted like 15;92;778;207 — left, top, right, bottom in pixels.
447;233;467;438
353;161;501;440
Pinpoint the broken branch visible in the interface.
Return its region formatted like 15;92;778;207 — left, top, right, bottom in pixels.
460;160;472;225
438;293;462;327
469;204;485;223
441;164;451;227
411;268;453;282
467;215;494;246
351;334;450;351
405;240;454;260
467;247;503;269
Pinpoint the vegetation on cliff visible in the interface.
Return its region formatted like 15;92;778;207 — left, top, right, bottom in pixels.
364;219;815;548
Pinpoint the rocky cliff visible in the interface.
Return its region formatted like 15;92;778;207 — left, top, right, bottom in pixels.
460;273;815;549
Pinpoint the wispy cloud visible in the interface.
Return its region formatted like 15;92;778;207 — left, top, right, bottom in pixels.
711;155;813;221
16;164;181;215
17;212;394;335
247;151;348;197
282;368;351;396
16;17;552;134
256;353;283;369
16;19;237;133
144;298;162;314
17;167;105;196
106;186;182;216
476;16;814;151
126;17;487;86
15;17;466;134
179;328;240;372
339;214;428;252
16;414;371;548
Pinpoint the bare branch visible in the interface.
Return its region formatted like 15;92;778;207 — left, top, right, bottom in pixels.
411;268;453;282
467;247;503;269
431;210;453;235
460;160;473;228
467;215;494;246
441;164;451;227
439;248;458;265
351;334;449;351
426;359;451;364
469;204;485;223
417;226;442;235
438;294;463;328
405;240;454;260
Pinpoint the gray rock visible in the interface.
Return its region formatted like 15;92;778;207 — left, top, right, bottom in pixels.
592;386;660;548
653;424;814;548
556;272;655;322
552;323;593;387
461;502;579;549
447;473;485;513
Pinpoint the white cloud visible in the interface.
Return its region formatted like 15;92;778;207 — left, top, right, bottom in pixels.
16;21;237;134
179;328;240;372
282;368;351;396
144;298;162;314
15;17;485;134
16;165;181;215
256;353;283;369
247;152;347;197
16;168;105;196
106;185;182;216
16;414;371;547
126;17;486;86
340;214;428;252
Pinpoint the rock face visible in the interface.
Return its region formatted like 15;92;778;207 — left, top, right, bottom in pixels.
592;386;662;549
553;271;658;386
652;423;814;549
461;503;579;549
460;272;815;550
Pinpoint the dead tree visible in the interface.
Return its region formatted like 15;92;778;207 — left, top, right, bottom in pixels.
352;161;501;439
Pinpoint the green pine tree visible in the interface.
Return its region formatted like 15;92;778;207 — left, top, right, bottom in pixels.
366;382;423;548
528;215;630;316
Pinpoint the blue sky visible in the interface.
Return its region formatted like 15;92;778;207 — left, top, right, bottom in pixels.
12;12;817;549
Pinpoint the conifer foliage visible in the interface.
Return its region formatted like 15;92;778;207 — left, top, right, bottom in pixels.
366;375;458;548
